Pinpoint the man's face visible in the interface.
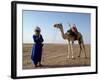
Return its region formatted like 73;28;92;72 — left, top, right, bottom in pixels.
35;30;40;35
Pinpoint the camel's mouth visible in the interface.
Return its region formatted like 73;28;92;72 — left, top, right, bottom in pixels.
53;24;57;28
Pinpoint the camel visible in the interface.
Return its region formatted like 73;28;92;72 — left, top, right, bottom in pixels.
53;23;87;59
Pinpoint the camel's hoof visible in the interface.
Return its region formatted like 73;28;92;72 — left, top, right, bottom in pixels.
72;56;75;59
67;56;70;59
71;56;74;58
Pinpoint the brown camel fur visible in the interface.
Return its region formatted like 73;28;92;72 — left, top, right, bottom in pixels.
53;23;87;59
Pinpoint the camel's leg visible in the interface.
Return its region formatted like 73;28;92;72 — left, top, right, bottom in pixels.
78;43;82;57
81;43;87;58
67;41;70;58
70;41;74;58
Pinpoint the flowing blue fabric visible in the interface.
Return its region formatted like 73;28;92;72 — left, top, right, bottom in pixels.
31;34;44;65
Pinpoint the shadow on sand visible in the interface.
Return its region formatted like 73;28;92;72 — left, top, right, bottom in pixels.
32;63;90;69
39;64;89;68
33;57;90;69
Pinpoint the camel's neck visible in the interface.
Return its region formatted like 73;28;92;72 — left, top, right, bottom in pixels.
59;27;66;39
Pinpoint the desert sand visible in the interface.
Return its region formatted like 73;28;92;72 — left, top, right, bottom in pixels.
23;44;91;69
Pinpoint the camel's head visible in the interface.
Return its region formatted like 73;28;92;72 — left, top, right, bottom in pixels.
53;23;63;29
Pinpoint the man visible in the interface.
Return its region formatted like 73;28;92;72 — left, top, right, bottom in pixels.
67;24;78;38
31;27;44;67
71;24;78;35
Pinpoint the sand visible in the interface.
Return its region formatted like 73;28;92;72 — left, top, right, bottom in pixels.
22;44;91;69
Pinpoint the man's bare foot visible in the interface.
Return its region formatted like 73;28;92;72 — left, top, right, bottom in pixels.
39;64;43;67
35;65;38;68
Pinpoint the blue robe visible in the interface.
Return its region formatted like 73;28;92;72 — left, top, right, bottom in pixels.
31;34;44;65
